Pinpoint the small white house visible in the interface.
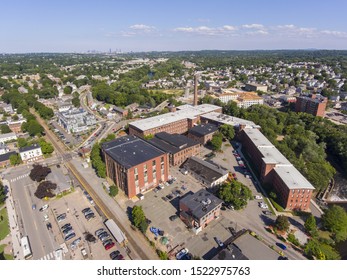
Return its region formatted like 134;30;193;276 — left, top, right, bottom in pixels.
0;132;17;144
19;144;43;163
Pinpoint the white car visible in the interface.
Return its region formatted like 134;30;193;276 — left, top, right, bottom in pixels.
258;202;268;209
39;204;49;212
254;195;263;200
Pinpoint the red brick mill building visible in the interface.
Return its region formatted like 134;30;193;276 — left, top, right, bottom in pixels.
102;136;169;198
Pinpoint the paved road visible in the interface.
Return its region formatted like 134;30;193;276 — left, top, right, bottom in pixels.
6;167;60;260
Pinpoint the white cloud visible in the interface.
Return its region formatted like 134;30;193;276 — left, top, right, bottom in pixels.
321;30;347;38
174;25;238;36
223;25;237;31
242;24;265;29
129;24;155;31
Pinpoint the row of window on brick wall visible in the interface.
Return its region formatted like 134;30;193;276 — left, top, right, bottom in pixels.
290;203;307;208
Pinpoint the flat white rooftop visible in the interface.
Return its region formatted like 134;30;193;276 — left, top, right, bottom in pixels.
275;165;315;190
201;112;258;128
243;128;314;190
129;104;221;131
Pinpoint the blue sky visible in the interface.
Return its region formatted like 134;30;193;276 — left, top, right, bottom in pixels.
1;0;347;53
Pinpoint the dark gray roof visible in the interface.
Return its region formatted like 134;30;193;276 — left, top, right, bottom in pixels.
211;244;249;260
102;136;166;169
148;132;199;154
0;151;16;162
19;144;41;153
189;124;218;137
183;156;228;184
180;189;223;220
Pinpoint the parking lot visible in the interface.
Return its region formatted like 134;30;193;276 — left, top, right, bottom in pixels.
42;187;127;260
125;142;271;259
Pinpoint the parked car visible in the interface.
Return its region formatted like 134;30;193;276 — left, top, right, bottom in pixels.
57;213;67;222
169;215;178;221
258;202;268;209
32;204;36;210
85;213;95;221
39;204;49;212
176;248;189;260
162;196;169;202
64;233;76;242
46;222;52;230
116;254;124;260
63;227;73;235
254;195;263;200
110;250;120;260
95;228;105;237
82;207;91;214
104;242;115;250
61;223;71;231
166;194;174;200
262;210;272;215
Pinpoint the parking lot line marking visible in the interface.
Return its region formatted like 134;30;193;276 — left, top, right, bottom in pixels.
50;252;54;258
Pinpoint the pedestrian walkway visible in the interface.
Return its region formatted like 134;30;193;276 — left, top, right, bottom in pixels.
3;179;23;260
39;251;55;260
10;173;30;182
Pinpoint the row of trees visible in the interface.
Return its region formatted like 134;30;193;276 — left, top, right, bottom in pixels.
90;143;106;178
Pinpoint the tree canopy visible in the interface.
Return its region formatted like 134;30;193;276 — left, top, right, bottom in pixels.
217;180;253;210
132;205;148;233
34;181;57;199
275;215;290;232
322;205;347;242
29;164;51;182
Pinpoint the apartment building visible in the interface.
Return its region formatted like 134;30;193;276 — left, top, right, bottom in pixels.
295;94;327;117
239;128;314;211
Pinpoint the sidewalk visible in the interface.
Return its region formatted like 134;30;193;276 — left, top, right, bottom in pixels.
2;179;23;260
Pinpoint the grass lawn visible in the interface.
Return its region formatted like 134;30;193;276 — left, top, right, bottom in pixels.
0;207;10;240
0;244;13;260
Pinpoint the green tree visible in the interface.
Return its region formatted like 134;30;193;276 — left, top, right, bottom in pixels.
217;180;253;210
90;143;106;178
0;182;6;203
64;86;73;94
17;138;28;148
209;132;223;151
0;124;11;134
109;185;118;197
304;239;340;260
304;214;317;233
275;215;290;232
156;250;169;260
132;205;148;233
322;205;347;242
9;154;21;166
39;139;54;155
26;120;44;136
72;92;80;108
219;124;235;141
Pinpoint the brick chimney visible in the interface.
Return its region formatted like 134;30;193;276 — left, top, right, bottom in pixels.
193;74;198;106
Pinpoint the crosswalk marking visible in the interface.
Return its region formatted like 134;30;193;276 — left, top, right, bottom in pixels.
10;173;30;182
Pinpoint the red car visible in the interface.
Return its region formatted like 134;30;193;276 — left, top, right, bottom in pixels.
104;242;115;250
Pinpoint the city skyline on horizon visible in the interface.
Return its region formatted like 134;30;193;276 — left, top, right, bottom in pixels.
1;0;347;53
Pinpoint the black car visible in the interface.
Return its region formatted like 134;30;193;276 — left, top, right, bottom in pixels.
85;213;95;221
169;215;178;221
63;226;73;235
46;222;52;230
61;223;71;231
110;250;120;260
162;196;169;202
57;213;67;222
166;194;174;200
64;232;76;242
82;207;91;214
